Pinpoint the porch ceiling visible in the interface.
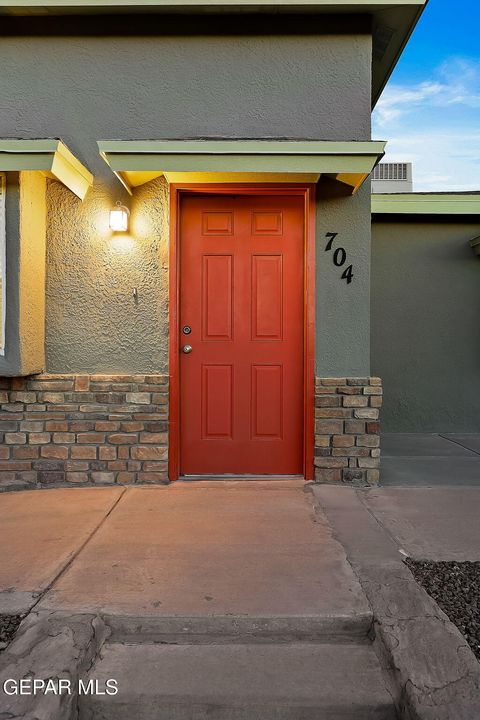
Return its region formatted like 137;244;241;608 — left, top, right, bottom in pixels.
98;139;386;195
0;1;428;108
0;139;93;200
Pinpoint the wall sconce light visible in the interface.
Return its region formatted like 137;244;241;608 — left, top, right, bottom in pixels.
109;202;130;232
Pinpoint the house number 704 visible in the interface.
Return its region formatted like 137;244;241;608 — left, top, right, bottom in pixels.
324;232;354;284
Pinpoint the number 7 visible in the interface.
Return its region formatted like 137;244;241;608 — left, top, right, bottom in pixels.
325;232;338;251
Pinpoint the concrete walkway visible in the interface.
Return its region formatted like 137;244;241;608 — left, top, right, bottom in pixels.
0;482;369;625
1;482;395;720
314;485;480;719
0;487;123;614
1;481;479;719
381;432;480;486
363;486;480;560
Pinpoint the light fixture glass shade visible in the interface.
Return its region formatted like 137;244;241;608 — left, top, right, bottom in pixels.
109;202;130;232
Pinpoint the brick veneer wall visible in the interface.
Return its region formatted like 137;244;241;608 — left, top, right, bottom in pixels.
314;377;382;485
0;375;168;490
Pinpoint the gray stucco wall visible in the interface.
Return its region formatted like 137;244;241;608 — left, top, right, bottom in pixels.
372;219;480;432
316;180;372;377
1;24;372;374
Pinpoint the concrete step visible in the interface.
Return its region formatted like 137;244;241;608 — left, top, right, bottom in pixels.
79;641;397;720
104;612;373;644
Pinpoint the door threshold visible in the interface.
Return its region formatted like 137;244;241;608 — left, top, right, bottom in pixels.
179;474;305;481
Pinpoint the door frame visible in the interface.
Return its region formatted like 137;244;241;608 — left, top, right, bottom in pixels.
168;183;316;481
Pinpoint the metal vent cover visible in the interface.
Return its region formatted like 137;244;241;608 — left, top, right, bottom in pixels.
373;163;408;181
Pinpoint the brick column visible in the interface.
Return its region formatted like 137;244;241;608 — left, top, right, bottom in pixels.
314;377;382;485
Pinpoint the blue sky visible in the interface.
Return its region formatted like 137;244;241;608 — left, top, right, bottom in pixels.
372;0;480;191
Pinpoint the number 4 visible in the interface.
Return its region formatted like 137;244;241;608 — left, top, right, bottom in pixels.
341;265;354;284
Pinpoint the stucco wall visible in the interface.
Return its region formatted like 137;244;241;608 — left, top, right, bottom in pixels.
1;31;371;178
316;180;371;376
0;172;46;376
371;219;480;432
1;24;372;374
46;177;169;373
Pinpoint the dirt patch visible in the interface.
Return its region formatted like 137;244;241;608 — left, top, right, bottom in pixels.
0;615;24;651
406;559;480;661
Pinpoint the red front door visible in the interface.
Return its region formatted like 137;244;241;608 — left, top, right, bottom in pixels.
179;193;304;475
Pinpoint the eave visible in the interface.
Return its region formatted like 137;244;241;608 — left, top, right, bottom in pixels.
0;139;93;200
98;139;386;195
372;193;480;217
0;0;428;108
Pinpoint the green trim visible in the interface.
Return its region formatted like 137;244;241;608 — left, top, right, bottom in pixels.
0;1;429;10
98;139;386;193
0;139;93;200
0;1;427;108
98;140;385;156
372;194;480;216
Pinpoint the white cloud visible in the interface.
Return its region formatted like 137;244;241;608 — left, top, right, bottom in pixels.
375;82;445;125
373;58;480;191
375;58;480;127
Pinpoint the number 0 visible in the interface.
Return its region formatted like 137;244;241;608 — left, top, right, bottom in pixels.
333;247;347;267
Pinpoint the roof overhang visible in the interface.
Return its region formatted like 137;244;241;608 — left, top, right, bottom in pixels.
0;1;428;108
0;139;93;200
372;193;480;216
98;139;386;195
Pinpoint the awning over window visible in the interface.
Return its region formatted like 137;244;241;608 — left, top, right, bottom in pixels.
0;139;93;200
98;139;386;195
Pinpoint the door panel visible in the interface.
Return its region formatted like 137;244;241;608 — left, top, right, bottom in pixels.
201;364;234;439
180;194;304;475
251;254;283;340
202;255;233;340
251;365;283;439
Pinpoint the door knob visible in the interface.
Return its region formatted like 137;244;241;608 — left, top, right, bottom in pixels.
181;344;193;354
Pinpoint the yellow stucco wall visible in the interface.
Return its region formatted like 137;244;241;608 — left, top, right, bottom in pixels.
19;171;46;374
0;171;46;376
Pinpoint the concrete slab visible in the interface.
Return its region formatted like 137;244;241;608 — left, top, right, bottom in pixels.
81;641;396;720
313;486;480;720
441;433;480;455
381;457;480;486
39;483;371;629
363;487;480;561
381;433;477;457
0;487;124;612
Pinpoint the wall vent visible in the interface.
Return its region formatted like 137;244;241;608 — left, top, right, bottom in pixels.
373;163;408;181
371;162;413;193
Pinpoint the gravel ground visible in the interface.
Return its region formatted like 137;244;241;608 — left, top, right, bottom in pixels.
0;615;24;651
406;559;480;661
